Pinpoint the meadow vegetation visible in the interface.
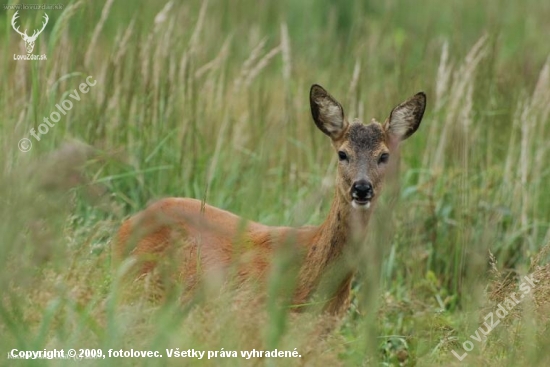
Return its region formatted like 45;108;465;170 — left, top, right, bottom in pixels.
1;0;550;365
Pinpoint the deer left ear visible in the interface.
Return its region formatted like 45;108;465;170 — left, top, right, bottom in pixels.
310;84;349;141
384;92;426;143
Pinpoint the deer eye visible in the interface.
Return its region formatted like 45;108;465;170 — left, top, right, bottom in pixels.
338;151;348;161
378;153;389;165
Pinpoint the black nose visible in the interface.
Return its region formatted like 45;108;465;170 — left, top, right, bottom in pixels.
352;180;373;200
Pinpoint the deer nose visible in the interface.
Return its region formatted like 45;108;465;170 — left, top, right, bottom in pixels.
351;180;373;200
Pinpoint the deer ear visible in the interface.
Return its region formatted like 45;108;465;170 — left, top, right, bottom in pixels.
384;92;426;143
310;84;348;140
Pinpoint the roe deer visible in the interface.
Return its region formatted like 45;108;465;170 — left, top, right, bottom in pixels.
113;85;426;316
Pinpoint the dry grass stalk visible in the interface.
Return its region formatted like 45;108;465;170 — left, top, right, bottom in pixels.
113;18;136;67
280;22;292;83
348;59;361;117
431;35;487;171
188;0;209;55
233;37;268;92
195;36;232;79
153;1;174;29
435;40;451;112
85;0;115;67
244;45;282;87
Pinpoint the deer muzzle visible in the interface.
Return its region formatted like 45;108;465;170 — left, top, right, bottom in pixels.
351;180;373;209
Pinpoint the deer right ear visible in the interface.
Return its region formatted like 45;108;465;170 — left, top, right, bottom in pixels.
310;84;348;140
384;92;426;143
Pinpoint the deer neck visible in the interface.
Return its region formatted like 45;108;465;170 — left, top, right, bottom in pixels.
316;188;372;265
297;188;372;286
294;188;373;307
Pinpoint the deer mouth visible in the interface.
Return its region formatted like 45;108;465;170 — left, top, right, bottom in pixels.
351;198;371;209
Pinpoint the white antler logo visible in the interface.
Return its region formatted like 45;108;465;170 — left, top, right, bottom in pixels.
11;11;49;54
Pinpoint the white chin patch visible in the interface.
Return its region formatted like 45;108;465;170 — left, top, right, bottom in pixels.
352;200;371;210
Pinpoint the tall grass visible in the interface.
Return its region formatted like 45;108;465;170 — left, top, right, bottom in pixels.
1;0;550;365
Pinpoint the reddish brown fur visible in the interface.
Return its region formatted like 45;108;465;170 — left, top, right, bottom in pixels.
113;85;426;316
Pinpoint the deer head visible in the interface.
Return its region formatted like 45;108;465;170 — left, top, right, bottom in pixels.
11;11;49;54
310;85;426;210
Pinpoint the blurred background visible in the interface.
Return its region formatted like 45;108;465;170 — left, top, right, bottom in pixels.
1;0;550;365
